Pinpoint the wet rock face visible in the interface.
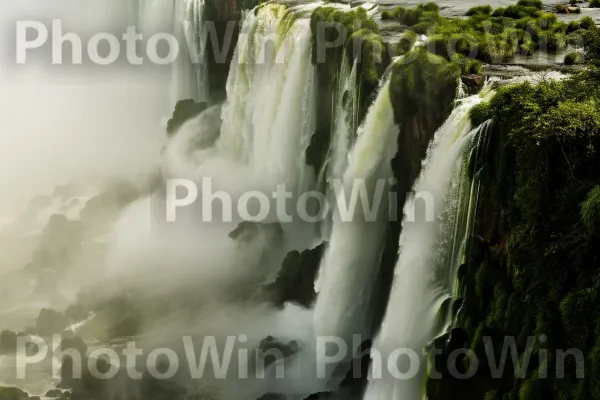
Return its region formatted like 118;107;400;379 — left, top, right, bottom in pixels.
261;243;328;308
166;100;208;136
461;74;486;94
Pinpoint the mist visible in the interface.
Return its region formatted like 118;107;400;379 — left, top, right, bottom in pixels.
0;0;169;215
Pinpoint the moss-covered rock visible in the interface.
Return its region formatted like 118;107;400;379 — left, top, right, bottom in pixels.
564;51;583;65
389;48;460;127
307;6;386;177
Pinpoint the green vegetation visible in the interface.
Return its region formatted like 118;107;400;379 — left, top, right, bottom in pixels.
564;51;583;64
382;2;594;66
591;0;600;8
307;6;386;176
467;5;493;17
311;6;381;84
428;26;600;398
555;3;581;13
389;47;460;132
396;30;419;54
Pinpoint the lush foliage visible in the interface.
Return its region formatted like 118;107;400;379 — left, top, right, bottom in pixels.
427;33;600;397
564;51;583;65
467;5;493;17
307;6;386;176
382;2;594;65
389;48;460;126
310;6;382;84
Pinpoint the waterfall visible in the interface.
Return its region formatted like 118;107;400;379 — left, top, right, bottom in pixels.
330;55;360;188
363;88;494;400
218;4;322;194
317;51;359;240
313;74;398;377
171;0;208;106
134;0;208;106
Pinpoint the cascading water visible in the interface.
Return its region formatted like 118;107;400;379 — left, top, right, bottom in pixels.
218;4;320;194
171;0;209;105
313;73;398;377
363;88;494;400
329;55;360;189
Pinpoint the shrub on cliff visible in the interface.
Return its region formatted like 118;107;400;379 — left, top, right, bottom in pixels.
389;48;460;126
517;0;544;9
449;70;600;399
581;186;600;231
466;5;493;16
379;3;439;26
564;51;583;64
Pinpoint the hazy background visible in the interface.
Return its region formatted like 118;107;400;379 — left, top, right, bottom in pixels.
0;0;170;214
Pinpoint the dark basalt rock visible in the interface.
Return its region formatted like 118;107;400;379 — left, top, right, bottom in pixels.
447;328;469;352
262;242;328;308
339;339;372;392
461;74;485;94
258;335;301;367
228;222;284;241
166;100;208;136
